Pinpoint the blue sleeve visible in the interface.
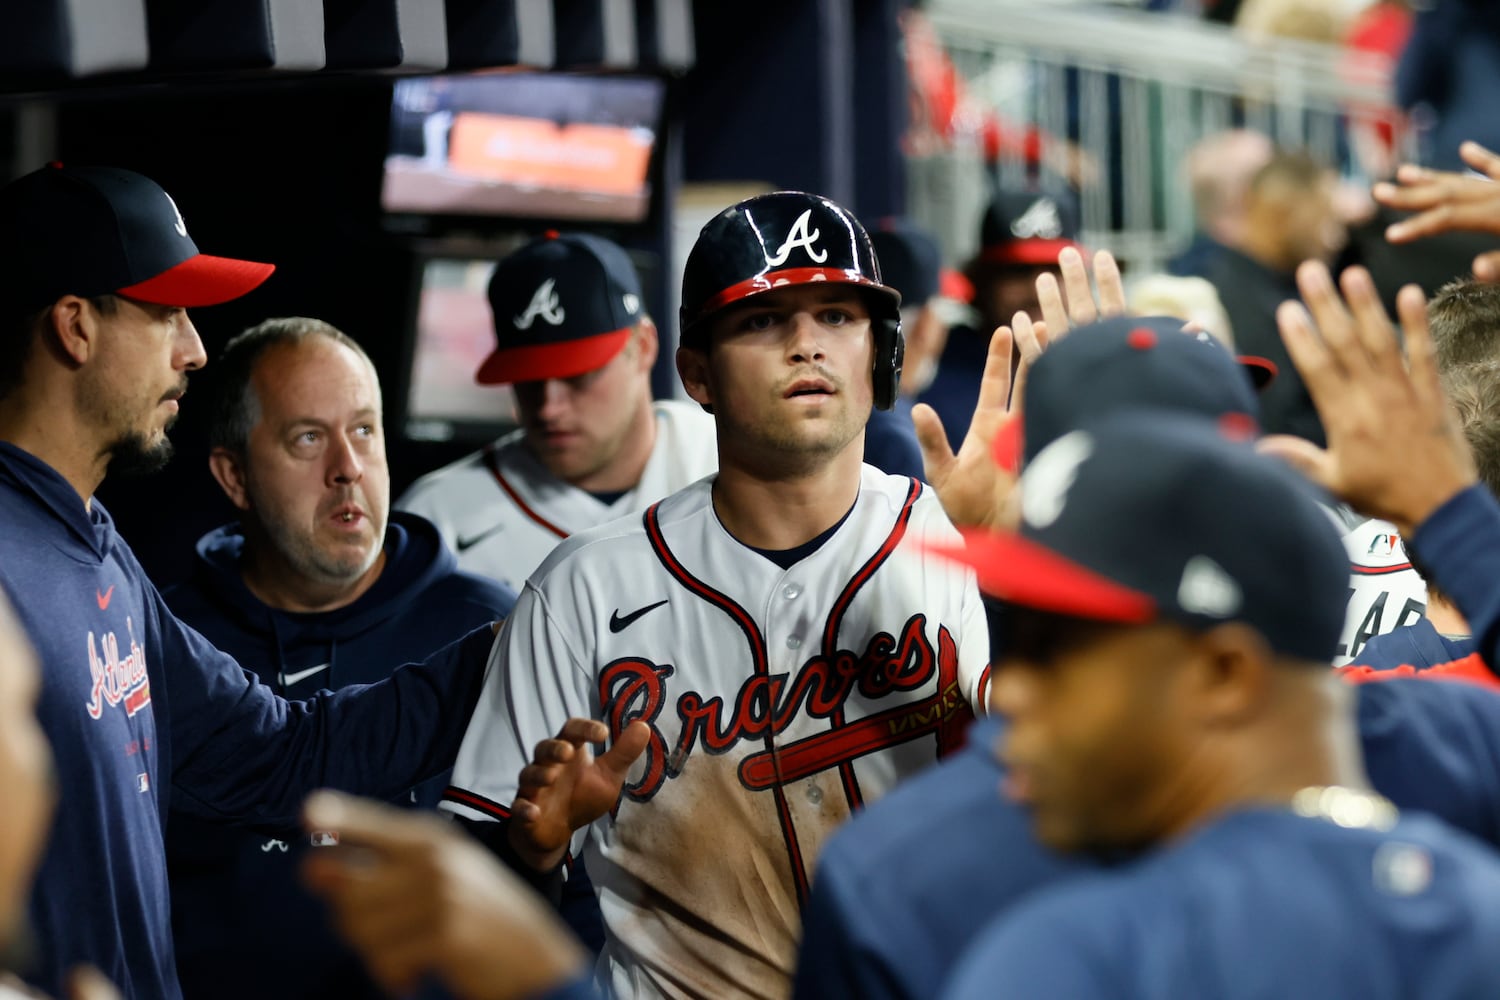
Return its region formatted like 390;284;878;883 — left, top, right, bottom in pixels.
794;853;909;1000
1394;0;1460;110
162;585;494;830
941;904;1115;1000
1409;485;1500;675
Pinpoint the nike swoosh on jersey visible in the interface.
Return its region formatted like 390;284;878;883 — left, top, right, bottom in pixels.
456;522;506;552
280;663;331;687
96;586;114;610
609;599;669;633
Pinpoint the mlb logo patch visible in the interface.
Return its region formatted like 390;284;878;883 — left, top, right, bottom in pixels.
136;773;150;793
309;831;340;847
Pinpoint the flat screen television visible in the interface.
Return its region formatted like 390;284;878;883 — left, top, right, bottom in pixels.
400;252;516;442
383;71;666;225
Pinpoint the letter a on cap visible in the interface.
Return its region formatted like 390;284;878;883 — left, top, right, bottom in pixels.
514;278;566;330
766;209;829;266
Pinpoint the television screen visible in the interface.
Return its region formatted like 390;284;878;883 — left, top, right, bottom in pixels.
402;255;515;440
384;72;665;224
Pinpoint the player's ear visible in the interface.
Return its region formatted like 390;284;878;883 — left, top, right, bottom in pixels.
633;317;659;372
208;447;253;512
1185;622;1272;725
676;345;714;415
45;295;97;366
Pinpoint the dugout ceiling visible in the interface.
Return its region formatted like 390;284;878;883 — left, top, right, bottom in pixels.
0;0;694;84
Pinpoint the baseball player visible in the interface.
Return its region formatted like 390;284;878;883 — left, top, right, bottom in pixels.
397;232;717;594
936;414;1500;1000
441;192;987;999
796;282;1500;999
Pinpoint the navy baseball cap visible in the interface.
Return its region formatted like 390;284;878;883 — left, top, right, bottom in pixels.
477;231;644;385
0;163;274;313
978;188;1082;266
1006;315;1265;471
871;219;942;307
932;413;1348;662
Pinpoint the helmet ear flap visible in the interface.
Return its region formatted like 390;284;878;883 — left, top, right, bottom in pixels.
873;314;905;411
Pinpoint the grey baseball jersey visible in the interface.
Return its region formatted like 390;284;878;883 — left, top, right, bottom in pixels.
397;400;717;593
442;466;988;999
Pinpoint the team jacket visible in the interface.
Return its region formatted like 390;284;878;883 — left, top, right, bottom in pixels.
0;443;495;1000
1351;617;1474;673
163;513;514;1000
795;674;1500;1000
944;806;1500;999
442;467;987;1000
397;400;718;593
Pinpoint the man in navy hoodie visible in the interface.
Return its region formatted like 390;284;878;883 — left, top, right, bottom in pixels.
0;163;500;1000
161;317;516;1000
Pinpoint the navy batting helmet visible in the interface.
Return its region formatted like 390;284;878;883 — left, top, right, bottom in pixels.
678;191;905;410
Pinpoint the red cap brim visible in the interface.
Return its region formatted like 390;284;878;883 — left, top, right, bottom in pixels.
476;326;631;385
925;528;1157;623
939;268;975;304
1237;355;1278;391
117;253;275;308
980;239;1083;268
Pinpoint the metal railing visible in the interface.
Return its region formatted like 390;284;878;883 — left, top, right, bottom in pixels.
912;0;1404;274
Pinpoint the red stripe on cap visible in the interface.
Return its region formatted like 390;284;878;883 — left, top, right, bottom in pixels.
475;326;631;385
925;529;1156;623
980;238;1082;268
698;267;885;316
991;414;1023;474
118;253;274;308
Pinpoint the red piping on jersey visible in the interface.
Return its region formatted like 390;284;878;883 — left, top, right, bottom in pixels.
486;447;569;540
642;502;812;908
441;788;577;871
1339;652;1500;690
442;787;511;820
820;476;923;811
1348;561;1414;576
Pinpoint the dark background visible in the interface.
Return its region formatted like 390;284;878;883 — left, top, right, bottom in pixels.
2;0;911;586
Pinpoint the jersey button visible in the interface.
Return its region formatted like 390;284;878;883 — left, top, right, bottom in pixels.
782;584;803;600
806;784;823;805
786;635;802;650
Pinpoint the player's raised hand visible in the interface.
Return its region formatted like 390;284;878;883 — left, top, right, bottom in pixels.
1374;141;1500;281
1260;261;1476;536
507;717;650;871
301;790;586;1000
913;323;1024;530
1036;248;1127;343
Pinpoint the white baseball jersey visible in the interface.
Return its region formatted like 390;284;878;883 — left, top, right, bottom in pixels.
397;400;717;593
1335;515;1428;666
442;466;987;999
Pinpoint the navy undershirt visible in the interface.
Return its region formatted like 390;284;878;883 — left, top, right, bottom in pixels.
744;502;857;570
588;490;628;506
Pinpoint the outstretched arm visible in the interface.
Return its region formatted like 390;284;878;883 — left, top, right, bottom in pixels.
1374;142;1500;282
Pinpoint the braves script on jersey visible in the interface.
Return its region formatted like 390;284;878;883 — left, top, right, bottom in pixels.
1336;517;1427;665
397;400;717;593
442;467;986;999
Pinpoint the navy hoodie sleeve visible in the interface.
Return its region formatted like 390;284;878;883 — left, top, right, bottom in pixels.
1408;485;1500;675
159;576;494;830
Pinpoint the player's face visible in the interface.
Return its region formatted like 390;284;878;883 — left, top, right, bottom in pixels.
977;264;1056;331
238;338;389;590
687;285;874;464
82;296;206;476
989;609;1198;854
512;326;655;489
0;598;55;955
